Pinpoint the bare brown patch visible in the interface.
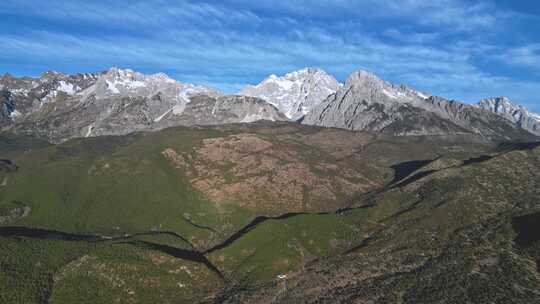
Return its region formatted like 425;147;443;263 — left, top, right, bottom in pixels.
162;133;379;212
148;252;171;265
161;148;187;169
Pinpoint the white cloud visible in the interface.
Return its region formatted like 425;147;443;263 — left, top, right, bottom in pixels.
0;0;538;110
221;0;505;32
1;0;262;29
383;29;440;44
497;44;540;69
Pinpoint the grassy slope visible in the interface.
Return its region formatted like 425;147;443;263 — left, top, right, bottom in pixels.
215;144;540;303
208;209;370;282
0;123;512;303
0;128;250;243
0;236;223;304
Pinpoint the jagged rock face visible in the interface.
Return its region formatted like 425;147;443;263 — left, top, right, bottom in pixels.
2;70;99;109
1;68;249;142
0;90;17;125
81;67;218;102
420;96;535;140
302;70;536;140
0;74;36;95
0;72;99;125
2;68;538;143
0;68;219;122
156;95;288;128
11;93;286;143
3;68;288;143
76;68;222;130
37;71;99;102
478;97;540;136
240;68;341;120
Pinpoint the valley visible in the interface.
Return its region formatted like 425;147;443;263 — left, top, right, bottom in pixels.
0;120;538;303
3;0;540;302
0;65;539;303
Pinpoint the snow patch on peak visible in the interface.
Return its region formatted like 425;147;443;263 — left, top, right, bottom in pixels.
57;81;78;95
478;97;529;117
382;88;407;99
264;75;295;91
105;80;120;94
10;109;21;119
154;108;174;122
89;67;219;105
240;68;341;120
478;96;540;135
85;125;93;137
414;91;430;99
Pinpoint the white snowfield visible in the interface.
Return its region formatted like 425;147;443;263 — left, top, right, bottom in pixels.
240;68;342;120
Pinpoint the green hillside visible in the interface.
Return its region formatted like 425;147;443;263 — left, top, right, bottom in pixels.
1;122;538;303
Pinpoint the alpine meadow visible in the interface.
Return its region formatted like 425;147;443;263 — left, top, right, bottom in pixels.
1;1;540;303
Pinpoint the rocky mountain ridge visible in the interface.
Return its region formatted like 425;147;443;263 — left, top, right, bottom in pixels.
477;96;540;136
302;70;537;141
0;68;287;142
1;67;538;142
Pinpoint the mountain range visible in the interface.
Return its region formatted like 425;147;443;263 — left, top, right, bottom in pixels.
1;66;540;303
1;67;539;142
302;70;538;140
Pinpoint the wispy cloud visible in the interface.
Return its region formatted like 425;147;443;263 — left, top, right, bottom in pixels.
497;44;540;70
220;0;506;32
0;0;538;110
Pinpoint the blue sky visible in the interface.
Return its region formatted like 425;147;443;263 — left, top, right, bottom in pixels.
1;0;539;111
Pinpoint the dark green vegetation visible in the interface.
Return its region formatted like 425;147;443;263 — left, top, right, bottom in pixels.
0;121;538;303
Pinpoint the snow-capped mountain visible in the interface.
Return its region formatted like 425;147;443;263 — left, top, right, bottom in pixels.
38;71;99;102
302;70;535;140
1;68;290;142
82;67;218;103
0;71;99;121
0;68;220;122
2;67;538;142
79;67;221;124
240;68;341;120
477;97;540;136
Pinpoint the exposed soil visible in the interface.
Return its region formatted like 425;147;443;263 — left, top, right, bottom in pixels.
162;134;378;212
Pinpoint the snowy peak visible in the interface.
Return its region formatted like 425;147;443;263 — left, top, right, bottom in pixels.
89;67;219;102
478;97;540;135
34;71;99;102
0;68;222;134
81;67;222;124
282;68;331;83
100;67;150;94
240;68;341;120
478;97;530;119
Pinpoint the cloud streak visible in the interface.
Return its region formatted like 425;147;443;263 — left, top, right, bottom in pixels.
0;0;538;110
